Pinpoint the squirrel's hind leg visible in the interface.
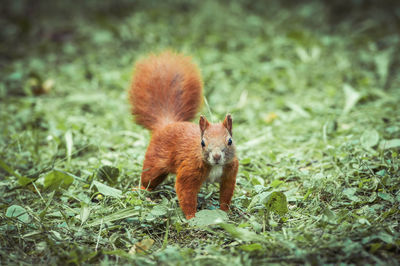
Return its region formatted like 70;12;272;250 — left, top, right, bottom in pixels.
140;159;169;190
139;137;171;190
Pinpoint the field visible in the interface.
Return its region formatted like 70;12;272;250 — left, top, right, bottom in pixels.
1;0;400;264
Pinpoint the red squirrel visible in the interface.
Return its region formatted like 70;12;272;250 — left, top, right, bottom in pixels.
129;51;239;219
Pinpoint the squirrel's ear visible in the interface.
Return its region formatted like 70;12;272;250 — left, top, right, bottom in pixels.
223;114;233;136
199;115;210;136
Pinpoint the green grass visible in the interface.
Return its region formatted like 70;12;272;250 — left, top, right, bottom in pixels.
1;0;400;264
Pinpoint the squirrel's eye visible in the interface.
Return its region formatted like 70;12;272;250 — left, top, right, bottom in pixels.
201;140;205;147
228;138;232;146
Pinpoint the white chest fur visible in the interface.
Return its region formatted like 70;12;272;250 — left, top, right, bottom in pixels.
207;165;223;183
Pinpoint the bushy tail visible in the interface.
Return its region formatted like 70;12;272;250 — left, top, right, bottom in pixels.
129;51;203;131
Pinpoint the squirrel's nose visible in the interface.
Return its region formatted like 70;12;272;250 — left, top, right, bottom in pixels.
213;153;221;162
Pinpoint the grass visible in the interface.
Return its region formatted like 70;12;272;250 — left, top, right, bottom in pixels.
1;0;400;264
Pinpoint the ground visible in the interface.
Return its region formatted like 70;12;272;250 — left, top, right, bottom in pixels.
1;0;400;264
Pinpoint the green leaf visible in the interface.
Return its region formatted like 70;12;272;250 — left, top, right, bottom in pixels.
264;191;288;215
189;210;228;227
0;159;33;186
150;205;168;217
18;176;35;186
375;49;390;83
360;130;379;149
376;170;386;177
270;179;284;188
343;188;359;202
362;232;394;244
85;207;139;227
103;249;132;259
65;130;73;163
248;191;288;216
44;170;74;191
369;243;382;253
379;139;400;149
343;84;361;115
248;190;268;210
79;202;91;225
376;232;394;244
6;205;31;223
286;102;310;118
239;243;263;252
241;158;251;165
358;218;371;225
378;192;394;203
219;223;263;242
96;165;120;185
323;208;337;223
93;180;122;198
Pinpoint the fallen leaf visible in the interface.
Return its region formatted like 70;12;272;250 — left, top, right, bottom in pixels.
129;239;154;254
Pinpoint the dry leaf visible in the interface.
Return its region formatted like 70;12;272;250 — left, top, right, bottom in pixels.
264;112;278;123
129;238;154;254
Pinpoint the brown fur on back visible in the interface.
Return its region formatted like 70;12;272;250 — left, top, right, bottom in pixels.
129;51;203;131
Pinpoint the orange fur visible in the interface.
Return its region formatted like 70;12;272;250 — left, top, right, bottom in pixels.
129;51;238;219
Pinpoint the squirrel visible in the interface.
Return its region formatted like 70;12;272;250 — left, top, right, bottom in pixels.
129;51;239;219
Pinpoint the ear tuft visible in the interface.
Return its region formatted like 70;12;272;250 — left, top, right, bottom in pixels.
199;115;210;136
223;114;233;136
